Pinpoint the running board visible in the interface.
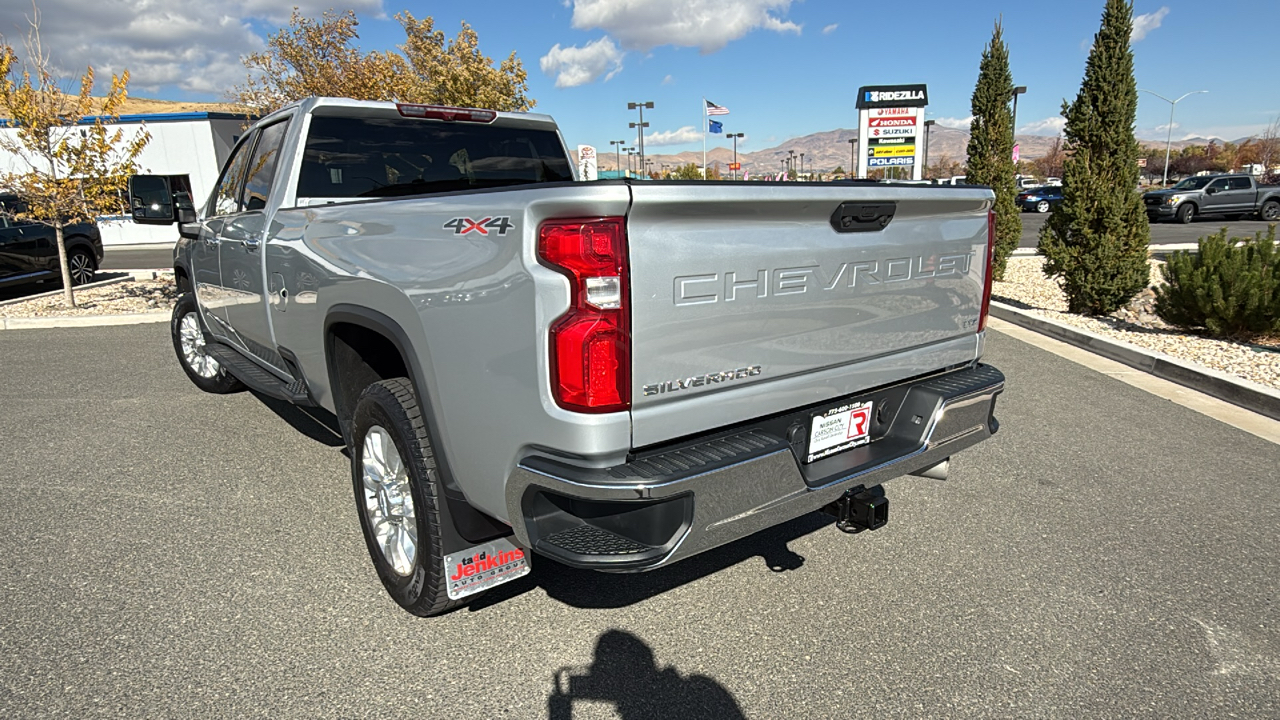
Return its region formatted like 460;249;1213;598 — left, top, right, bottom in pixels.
204;342;315;406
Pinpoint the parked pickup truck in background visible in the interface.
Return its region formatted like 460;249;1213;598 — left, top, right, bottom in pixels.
1143;173;1280;224
130;97;1004;616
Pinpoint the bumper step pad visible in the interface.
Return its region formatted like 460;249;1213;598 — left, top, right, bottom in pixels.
541;525;656;556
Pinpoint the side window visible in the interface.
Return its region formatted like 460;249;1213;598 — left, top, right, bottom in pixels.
210;132;258;217
1207;178;1229;191
240;120;291;211
1229;177;1252;190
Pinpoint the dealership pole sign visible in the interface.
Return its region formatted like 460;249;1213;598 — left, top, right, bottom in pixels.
855;84;928;180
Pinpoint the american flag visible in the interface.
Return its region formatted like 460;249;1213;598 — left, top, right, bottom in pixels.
705;100;730;116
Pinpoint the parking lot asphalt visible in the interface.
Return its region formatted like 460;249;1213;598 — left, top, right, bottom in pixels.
1018;211;1275;247
1;324;1277;718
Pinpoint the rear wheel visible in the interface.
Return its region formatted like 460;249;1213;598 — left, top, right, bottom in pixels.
1035;200;1050;213
171;293;243;393
1176;203;1195;224
350;378;461;617
1261;200;1280;222
67;248;96;285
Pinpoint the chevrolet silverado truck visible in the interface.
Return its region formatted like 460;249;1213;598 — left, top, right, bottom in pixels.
1143;173;1280;223
129;97;1004;616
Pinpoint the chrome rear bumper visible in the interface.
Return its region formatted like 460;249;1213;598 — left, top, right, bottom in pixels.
506;363;1004;571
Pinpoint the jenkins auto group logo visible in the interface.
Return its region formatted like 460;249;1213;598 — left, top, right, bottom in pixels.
449;547;525;581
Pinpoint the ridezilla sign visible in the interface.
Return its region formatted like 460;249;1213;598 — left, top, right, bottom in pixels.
855;84;929;180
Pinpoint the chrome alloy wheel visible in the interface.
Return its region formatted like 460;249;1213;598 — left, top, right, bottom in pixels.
361;425;418;576
179;312;221;379
69;252;94;285
1036;200;1050;213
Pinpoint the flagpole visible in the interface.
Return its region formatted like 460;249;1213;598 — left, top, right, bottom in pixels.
701;97;707;180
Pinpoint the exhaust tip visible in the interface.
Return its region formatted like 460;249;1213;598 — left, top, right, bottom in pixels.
911;458;949;481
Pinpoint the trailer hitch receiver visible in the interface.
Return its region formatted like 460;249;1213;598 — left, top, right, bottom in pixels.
824;485;888;534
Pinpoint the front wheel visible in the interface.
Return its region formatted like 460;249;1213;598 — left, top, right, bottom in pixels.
1260;200;1280;222
350;378;461;617
1036;200;1050;213
1176;203;1195;224
170;293;243;394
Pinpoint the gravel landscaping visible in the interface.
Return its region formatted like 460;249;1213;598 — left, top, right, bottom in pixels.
0;275;177;319
994;257;1280;391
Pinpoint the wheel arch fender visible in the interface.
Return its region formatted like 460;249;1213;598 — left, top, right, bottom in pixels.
323;304;512;548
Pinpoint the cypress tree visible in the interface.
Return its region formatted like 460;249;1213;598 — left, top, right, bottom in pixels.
1037;0;1151;314
966;20;1021;280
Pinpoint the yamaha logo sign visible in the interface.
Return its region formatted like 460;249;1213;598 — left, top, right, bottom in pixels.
856;84;929;109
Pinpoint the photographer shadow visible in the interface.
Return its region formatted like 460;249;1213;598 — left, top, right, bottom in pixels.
548;629;746;720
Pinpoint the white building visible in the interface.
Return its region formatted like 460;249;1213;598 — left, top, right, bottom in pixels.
1;111;244;246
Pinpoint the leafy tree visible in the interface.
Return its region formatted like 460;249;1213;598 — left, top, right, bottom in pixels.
233;10;534;116
1032;137;1067;179
965;20;1020;280
670;163;702;180
0;17;149;307
832;165;846;178
925;154;965;180
1037;0;1150;315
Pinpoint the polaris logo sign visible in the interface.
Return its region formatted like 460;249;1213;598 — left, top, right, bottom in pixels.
856;84;929;109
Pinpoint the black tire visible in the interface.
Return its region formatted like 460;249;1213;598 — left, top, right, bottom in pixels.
1260;200;1280;222
350;378;461;617
67;247;96;286
1176;203;1195;224
170;293;244;393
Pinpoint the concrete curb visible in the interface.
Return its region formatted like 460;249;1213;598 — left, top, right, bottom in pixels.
0;312;169;330
990;300;1280;421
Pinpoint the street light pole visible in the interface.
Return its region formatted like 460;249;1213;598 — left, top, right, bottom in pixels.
609;140;625;179
628;101;654;172
923;119;936;177
800;152;805;180
1139;88;1208;187
726;132;744;180
847;138;857;178
1011;85;1027;139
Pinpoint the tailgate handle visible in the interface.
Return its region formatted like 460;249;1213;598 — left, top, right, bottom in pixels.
830;201;895;233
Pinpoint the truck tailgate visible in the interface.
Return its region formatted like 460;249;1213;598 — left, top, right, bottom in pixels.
626;183;991;446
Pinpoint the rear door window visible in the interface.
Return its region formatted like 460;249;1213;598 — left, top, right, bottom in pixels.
240;120;291;211
297;115;573;199
1228;176;1252;190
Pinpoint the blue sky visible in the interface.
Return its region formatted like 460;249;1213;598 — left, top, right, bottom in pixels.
7;0;1276;154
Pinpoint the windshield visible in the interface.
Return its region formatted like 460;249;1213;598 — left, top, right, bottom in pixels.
297;115;574;199
1170;177;1213;190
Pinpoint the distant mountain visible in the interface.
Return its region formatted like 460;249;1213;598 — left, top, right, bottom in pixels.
584;125;1234;175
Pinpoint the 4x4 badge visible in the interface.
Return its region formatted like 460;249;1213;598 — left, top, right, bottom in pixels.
444;216;514;236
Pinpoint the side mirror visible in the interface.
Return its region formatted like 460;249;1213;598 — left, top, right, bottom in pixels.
1206;186;1219;195
129;175;176;225
174;191;197;224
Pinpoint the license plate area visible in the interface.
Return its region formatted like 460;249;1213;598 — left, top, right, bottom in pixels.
806;401;874;463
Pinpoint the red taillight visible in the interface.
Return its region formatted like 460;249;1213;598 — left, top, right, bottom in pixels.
396;103;497;123
538;218;630;413
978;208;996;332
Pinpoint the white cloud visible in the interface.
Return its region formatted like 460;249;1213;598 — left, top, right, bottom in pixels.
662;74;674;85
0;1;384;96
569;0;800;54
934;116;974;130
1131;7;1169;42
539;37;625;88
1154;122;1180;133
644;125;702;146
822;23;838;35
1018;117;1066;135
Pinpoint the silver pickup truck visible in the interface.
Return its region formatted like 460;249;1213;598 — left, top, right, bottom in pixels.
130;97;1004;616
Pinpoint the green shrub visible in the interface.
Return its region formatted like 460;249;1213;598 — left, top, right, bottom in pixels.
1154;225;1280;338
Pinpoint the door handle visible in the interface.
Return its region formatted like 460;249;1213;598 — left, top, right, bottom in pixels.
243;237;261;250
